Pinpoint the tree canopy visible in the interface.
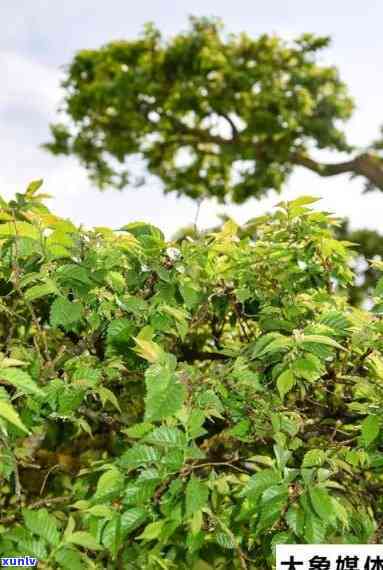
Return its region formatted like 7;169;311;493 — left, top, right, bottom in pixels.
45;17;383;202
0;184;383;568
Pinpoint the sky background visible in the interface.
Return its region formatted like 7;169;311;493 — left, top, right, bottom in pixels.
1;1;383;236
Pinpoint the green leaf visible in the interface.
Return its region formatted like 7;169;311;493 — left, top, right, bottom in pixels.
106;318;136;348
288;196;321;208
86;505;115;518
185;475;209;519
253;335;293;359
50;297;83;327
241;469;281;501
137;520;164;540
97;386;121;412
23;508;61;546
304;512;327;543
144;364;185;422
0;368;44;397
215;531;236;549
120;444;160;469
144;426;186;448
0;221;40;240
301;334;344;351
134;337;163;363
121;508;148;535
286;505;305;537
26;179;44;195
101;515;122;557
361;415;380;445
319;311;350;335
309;486;335;523
277;369;295;400
66;531;102;551
54;547;85;570
25;282;58;302
0;392;29;434
302;449;326;468
94;467;124;501
256;485;289;534
292;357;322;381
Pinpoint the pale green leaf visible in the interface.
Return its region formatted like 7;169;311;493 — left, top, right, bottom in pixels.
361;415;380;445
185;475;209;519
66;531;102;551
277;369;295;400
0;368;44;397
50;297;83;327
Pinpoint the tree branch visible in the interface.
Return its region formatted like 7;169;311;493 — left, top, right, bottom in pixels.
292;151;383;191
179;347;230;362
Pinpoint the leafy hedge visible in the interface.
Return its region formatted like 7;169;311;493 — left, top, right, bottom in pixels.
0;183;383;569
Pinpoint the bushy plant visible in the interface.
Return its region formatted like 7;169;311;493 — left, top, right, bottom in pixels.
0;183;383;569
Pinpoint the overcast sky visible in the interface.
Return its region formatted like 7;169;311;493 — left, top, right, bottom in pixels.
1;1;383;236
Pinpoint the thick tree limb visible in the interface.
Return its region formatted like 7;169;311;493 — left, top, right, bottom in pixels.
293;152;383;191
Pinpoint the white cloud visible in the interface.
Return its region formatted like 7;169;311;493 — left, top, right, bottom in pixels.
0;50;62;115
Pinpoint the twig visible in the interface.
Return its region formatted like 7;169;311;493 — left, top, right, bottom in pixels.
40;464;60;496
186;461;248;475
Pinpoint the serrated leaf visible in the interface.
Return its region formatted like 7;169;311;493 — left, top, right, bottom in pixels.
304;512;327;543
133;337;163;363
285;505;305;537
215;531;235;549
54;547;85;570
277;369;295;400
301;334;344;351
86;505;115;518
256;485;289;534
292;357;322;381
123;422;153;439
94;467;124;501
23;509;61;546
0;221;40;240
241;469;281;501
302;449;326;468
309;486;335;523
137;520;164;540
0;368;44;397
50;297;83;327
120;444;160;469
253;335;293;359
121;508;148;535
319;311;350;335
98;386;121;412
185;475;209;519
66;531;102;551
0;397;29;434
144;426;186;448
144;365;185;422
25;282;58;302
361;415;380;445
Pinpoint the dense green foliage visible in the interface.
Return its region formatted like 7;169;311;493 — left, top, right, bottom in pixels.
45;18;383;200
44;17;383;307
45;17;355;200
0;183;383;568
335;223;383;306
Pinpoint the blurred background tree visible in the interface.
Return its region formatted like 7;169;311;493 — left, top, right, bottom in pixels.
44;17;383;303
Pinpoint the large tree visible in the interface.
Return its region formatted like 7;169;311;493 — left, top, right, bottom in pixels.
45;17;383;202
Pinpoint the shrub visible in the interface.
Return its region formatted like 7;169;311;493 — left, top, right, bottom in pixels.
0;184;382;569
